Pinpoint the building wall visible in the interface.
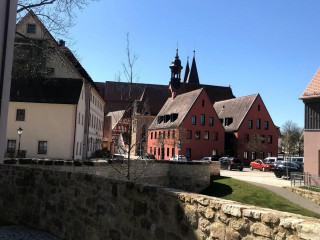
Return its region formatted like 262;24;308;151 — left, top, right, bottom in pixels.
0;0;17;163
304;130;320;176
236;95;278;164
1;165;320;240
148;91;225;160
6;102;76;159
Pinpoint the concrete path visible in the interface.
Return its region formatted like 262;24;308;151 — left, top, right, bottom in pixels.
0;225;61;240
221;168;320;214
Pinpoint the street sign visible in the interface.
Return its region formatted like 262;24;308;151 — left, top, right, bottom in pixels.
177;145;181;150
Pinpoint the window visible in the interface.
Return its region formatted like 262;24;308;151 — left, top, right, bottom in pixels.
186;148;191;158
244;151;248;160
261;134;265;143
172;130;175;139
202;100;205;107
168;131;170;139
78;113;80;124
264;121;269;130
155;132;157;139
260;152;265;159
204;131;209;140
256;119;261;129
150;147;152;153
200;114;205;126
258;104;260;111
225;117;233;126
46;68;54;75
244;133;249;142
268;152;272;157
38;141;47;154
172;148;175;157
187;130;192;139
16;109;25;121
7;140;16;153
158;148;160;156
82;114;84;125
76;142;79;155
163;131;166;139
192;116;196;125
167;148;169;157
248;120;252;129
252;152;256;160
212;150;217;156
154;147;156;156
79;142;82;155
27;24;36;33
151;132;153;139
213;132;218;141
268;135;273;144
195;131;200;140
209;117;214;126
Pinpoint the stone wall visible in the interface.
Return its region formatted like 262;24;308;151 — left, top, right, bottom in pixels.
284;187;320;206
8;160;220;193
0;165;320;240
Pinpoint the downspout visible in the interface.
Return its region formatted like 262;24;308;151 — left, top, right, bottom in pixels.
72;104;78;159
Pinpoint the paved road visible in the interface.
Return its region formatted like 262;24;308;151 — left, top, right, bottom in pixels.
220;168;320;214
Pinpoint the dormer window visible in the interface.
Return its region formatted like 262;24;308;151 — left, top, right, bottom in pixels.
164;114;170;123
170;113;178;122
157;116;164;124
225;117;233;126
27;24;36;34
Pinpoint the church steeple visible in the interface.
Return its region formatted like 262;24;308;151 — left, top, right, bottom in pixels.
183;56;190;83
169;48;183;89
186;50;199;84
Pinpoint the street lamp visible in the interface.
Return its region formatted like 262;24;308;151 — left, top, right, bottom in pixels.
17;127;23;157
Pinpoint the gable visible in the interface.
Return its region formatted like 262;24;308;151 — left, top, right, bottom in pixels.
301;67;320;100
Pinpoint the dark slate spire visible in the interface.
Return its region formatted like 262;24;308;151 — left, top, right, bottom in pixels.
169;48;183;89
183;57;190;83
186;50;199;84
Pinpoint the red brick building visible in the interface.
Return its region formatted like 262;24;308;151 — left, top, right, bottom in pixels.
148;88;225;160
214;94;279;165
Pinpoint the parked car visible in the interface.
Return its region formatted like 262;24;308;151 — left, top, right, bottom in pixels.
144;153;156;159
200;156;220;162
286;157;304;171
219;157;244;171
169;155;187;162
274;162;302;178
265;157;283;165
250;159;275;171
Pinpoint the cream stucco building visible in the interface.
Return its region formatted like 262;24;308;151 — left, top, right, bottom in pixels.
6;11;105;160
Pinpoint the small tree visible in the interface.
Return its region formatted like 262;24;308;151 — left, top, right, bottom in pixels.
247;134;265;159
281;121;304;156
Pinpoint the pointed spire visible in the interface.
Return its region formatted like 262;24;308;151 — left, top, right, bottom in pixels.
183;56;190;83
186;54;199;84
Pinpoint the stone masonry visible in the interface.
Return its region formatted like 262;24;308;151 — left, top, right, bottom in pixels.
0;165;320;240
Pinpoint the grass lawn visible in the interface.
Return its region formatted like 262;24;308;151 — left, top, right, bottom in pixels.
201;176;320;219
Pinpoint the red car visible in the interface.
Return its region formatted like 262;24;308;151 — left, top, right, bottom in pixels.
250;159;275;172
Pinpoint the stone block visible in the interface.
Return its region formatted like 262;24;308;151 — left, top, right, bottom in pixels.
221;203;244;217
184;205;198;228
250;223;272;238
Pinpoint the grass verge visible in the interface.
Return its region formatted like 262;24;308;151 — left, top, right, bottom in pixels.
301;186;320;192
201;175;320;219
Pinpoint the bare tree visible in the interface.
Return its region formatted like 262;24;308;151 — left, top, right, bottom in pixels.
281;121;304;156
17;0;98;39
247;134;265;158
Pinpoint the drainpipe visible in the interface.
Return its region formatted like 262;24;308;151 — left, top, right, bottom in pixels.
72;104;78;159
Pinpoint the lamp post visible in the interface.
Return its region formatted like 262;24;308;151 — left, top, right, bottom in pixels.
17;127;23;157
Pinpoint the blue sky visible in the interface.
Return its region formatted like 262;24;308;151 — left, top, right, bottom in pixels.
68;0;320;130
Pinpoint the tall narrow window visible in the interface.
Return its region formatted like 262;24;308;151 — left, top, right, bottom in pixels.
168;131;170;139
192;116;196;125
248;120;252;129
200;114;205;126
202;100;205;107
261;134;265;143
187;130;192;139
172;130;175;139
38;141;47;154
150;147;152;153
155;132;157;139
244;151;248;160
171;148;175;157
268;135;273;144
186;148;191;158
195;131;200;140
167;148;169;157
213;132;218;141
16;109;25;121
7;140;16;153
244;133;249;142
264;121;269;130
252;152;256;160
258;104;260;111
154;147;156;156
209;117;214;126
204;131;209;140
256;119;261;129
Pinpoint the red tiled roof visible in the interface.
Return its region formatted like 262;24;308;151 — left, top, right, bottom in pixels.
301;67;320;99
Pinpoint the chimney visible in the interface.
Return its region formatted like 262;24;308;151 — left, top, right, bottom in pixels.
172;91;176;99
59;39;65;47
